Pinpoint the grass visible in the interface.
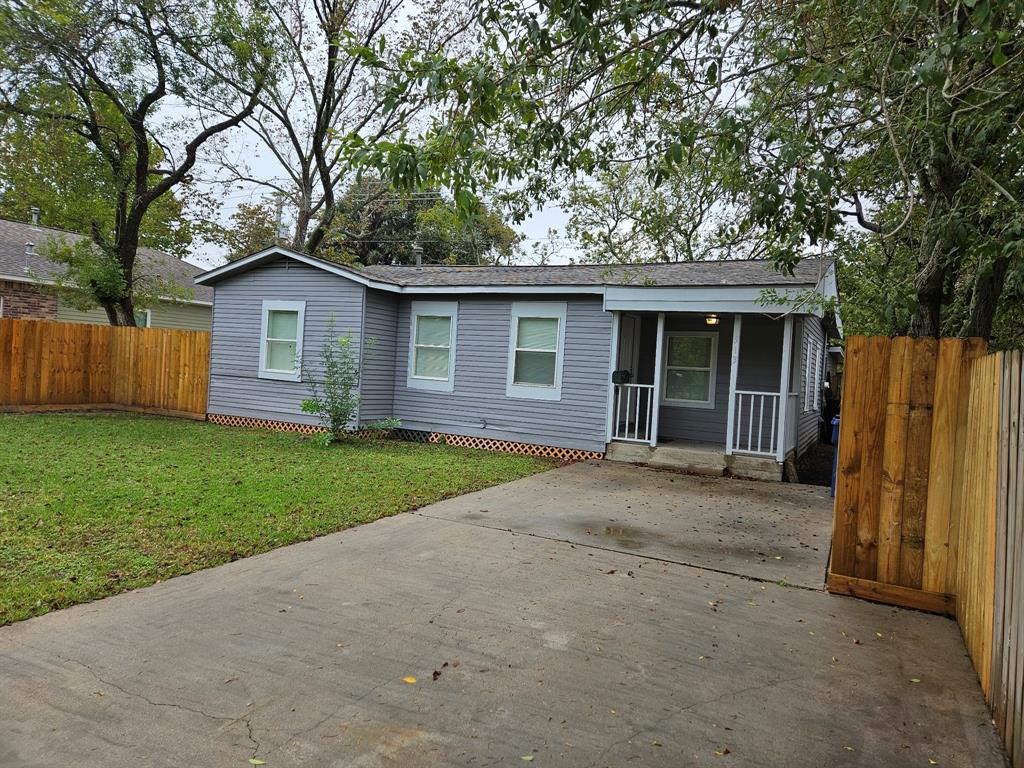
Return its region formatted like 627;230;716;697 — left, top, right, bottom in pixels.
0;413;557;625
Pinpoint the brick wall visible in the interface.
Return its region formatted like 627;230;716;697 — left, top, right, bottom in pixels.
0;279;57;319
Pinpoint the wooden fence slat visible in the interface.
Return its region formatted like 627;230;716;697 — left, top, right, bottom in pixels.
831;336;868;577
992;351;1012;726
0;318;208;415
898;338;938;589
1006;351;1023;766
877;337;914;583
923;338;964;592
853;336;892;580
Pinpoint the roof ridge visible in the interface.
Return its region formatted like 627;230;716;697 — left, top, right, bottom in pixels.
363;257;830;270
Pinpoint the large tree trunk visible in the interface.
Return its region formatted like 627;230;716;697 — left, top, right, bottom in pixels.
961;255;1010;340
909;240;946;337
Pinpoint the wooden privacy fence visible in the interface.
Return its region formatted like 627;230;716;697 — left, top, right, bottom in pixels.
830;337;1023;767
0;318;210;417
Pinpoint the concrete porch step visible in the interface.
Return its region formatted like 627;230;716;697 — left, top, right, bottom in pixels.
605;441;782;481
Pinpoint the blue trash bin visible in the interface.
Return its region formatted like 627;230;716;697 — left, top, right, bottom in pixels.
830;416;840;498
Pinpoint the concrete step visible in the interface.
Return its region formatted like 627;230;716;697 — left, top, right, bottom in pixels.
605;442;726;476
605;442;783;481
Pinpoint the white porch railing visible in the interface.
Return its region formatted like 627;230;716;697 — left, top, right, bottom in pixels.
612;383;655;443
731;390;780;456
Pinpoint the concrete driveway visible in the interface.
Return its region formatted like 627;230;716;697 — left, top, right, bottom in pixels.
0;462;1006;768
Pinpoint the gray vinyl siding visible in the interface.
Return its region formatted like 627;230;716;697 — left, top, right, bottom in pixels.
656;314;786;447
151;302;212;331
391;295;612;452
359;289;399;423
56;298;212;330
796;314;827;454
207;258;364;425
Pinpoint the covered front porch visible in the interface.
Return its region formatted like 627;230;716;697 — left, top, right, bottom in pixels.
604;310;800;479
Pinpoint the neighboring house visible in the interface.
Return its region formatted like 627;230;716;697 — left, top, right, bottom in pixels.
0;217;212;330
195;246;841;478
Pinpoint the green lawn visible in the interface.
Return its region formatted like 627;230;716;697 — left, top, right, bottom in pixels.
0;414;556;625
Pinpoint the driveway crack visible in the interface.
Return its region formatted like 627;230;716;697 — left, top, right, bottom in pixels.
411;511;825;593
65;657;238;724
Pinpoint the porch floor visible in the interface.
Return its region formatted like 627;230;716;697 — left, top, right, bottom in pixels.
606;440;782;481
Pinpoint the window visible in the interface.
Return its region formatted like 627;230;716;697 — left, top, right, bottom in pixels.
506;302;567;400
803;336;823;412
258;300;305;381
133;309;151;328
407;301;457;392
662;332;718;408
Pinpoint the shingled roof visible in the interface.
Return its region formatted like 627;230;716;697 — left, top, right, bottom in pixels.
354;258;832;288
0;217;212;304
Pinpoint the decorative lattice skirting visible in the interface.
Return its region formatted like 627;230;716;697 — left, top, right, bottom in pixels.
207;413;328;435
206;413;603;462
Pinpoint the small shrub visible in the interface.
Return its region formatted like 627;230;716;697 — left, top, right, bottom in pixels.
300;319;363;444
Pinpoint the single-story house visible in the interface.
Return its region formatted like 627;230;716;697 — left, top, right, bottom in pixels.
195;246;841;478
0;217;212;330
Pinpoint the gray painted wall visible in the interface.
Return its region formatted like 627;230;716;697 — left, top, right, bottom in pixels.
390;295;612;452
207;258;364;425
56;298;212;330
359;288;399;423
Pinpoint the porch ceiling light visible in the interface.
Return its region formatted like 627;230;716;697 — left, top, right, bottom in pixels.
705;313;720;326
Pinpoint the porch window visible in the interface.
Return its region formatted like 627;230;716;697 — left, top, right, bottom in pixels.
506;301;566;400
662;332;718;408
407;301;457;392
258;299;305;381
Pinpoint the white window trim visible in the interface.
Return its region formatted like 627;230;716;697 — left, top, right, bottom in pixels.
804;337;823;412
0;296;4;317
813;343;824;411
258;299;306;382
407;300;458;393
134;308;152;328
505;301;567;401
661;331;718;410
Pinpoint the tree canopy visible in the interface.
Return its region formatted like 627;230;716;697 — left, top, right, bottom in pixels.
218;178;520;265
0;0;273;324
346;0;1024;343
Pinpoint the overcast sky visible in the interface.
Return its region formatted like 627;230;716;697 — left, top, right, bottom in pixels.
187;135;578;270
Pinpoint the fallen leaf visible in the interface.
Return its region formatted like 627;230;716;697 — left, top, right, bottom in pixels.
249;760;266;766
521;756;534;762
928;760;938;765
432;670;442;681
714;747;731;757
651;741;662;747
403;676;417;684
909;678;921;683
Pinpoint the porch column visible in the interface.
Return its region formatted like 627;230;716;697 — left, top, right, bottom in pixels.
605;311;621;443
649;312;666;447
776;315;794;462
725;314;742;456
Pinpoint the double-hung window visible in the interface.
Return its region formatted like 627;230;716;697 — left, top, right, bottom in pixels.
662;332;718;408
407;301;457;392
506;302;566;400
259;300;305;381
804;336;823;412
